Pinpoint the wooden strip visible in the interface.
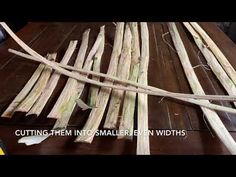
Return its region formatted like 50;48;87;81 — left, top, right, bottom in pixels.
183;22;236;107
88;29;105;106
180;23;236;131
26;40;78;116
11;49;236;102
190;22;236;85
137;22;150;155
1;63;45;118
75;22;125;143
0;23;47;66
118;22;141;139
50;26;104;130
104;24;132;129
168;22;236;154
14;53;56;113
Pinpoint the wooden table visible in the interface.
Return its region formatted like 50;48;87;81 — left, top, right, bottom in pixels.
0;22;236;155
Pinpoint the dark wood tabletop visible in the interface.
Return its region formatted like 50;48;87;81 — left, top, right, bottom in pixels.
0;22;236;155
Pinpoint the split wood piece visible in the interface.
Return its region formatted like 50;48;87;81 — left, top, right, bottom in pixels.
104;24;132;129
50;26;104;130
11;49;236;103
168;22;236;154
74;22;125;143
88;29;105;106
1;63;45;118
18;29;91;145
14;53;56;113
137;22;150;155
183;22;236;107
26;40;78;116
2;23;236;116
8;49;236;114
118;22;140;139
190;22;236;85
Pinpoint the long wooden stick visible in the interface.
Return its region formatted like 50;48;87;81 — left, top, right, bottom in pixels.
14;53;56;113
104;24;132;129
183;22;236;107
7;51;236;115
26;40;78;116
168;22;236;154
2;23;236;115
1;63;45;118
137;22;150;155
118;22;140;139
11;49;236;102
190;22;236;85
88;29;105;106
74;22;125;143
50;26;104;130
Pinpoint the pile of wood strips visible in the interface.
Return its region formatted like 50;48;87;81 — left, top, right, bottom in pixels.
1;22;236;154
